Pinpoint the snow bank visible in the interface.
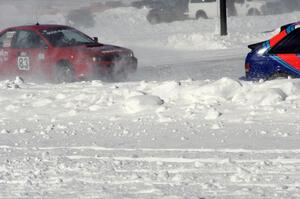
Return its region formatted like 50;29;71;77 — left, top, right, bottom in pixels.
204;108;222;120
2;4;300;53
87;8;300;51
124;94;164;114
0;77;24;89
233;87;287;106
146;78;299;111
146;81;181;102
184;78;243;104
1;78;299;119
232;80;298;106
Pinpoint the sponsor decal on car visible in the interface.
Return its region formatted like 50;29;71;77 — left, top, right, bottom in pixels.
38;53;45;60
0;49;8;63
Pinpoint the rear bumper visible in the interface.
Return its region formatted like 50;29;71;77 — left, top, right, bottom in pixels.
245;64;273;80
245;52;272;80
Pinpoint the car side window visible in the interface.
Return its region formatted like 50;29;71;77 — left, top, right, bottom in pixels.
271;29;300;54
12;30;46;49
0;30;17;48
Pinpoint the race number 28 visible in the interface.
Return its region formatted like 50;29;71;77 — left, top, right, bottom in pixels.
17;56;30;70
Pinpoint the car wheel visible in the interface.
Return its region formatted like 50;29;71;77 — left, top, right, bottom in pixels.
55;60;75;83
196;10;208;19
247;8;261;16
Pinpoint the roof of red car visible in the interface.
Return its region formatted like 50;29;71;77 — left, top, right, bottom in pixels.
4;24;71;31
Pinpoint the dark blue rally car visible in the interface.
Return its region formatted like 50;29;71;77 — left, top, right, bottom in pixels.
246;22;300;80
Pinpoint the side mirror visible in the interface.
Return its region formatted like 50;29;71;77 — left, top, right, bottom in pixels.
93;37;99;43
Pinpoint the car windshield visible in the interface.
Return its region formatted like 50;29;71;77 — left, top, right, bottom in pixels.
40;27;96;47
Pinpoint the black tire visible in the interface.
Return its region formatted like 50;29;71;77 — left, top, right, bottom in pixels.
196;10;208;19
55;60;75;83
247;8;261;16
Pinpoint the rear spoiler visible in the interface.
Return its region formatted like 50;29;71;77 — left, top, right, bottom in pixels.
248;41;265;50
248;23;295;51
281;23;292;32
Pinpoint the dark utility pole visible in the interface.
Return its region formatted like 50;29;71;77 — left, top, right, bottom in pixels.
220;0;227;36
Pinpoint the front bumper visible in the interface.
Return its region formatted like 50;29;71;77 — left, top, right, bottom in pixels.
93;57;138;77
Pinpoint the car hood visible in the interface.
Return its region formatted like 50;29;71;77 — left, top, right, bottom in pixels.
83;43;132;55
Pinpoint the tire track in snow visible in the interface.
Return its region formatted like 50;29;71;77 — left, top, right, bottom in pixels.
1;146;300;198
2;145;300;153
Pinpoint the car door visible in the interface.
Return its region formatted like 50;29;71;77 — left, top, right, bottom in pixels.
0;29;17;77
10;29;48;77
269;28;300;74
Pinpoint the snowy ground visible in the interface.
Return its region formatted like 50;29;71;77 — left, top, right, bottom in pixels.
1;3;300;199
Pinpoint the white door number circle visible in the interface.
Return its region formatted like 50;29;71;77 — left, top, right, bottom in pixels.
17;56;30;70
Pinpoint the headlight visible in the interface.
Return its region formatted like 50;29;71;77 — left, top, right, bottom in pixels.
92;57;97;62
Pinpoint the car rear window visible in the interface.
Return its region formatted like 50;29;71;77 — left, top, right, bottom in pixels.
271;29;300;54
12;30;46;49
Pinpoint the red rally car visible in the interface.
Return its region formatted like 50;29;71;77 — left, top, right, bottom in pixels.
0;24;138;82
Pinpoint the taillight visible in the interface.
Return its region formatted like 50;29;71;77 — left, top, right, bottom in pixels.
245;63;250;73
